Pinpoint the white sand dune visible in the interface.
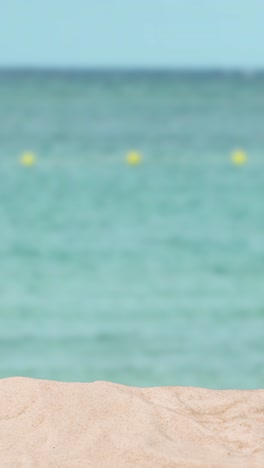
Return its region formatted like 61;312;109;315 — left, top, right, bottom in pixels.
0;377;263;467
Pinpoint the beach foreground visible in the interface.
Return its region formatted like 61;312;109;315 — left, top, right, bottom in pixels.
0;378;263;467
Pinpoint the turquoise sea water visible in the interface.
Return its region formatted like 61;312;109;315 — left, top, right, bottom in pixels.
0;70;264;389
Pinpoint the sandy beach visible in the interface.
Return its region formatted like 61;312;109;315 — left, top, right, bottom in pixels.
0;377;263;467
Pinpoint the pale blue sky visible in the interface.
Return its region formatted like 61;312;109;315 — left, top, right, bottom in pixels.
1;0;264;69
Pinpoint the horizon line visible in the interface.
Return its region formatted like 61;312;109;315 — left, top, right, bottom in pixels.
0;65;264;75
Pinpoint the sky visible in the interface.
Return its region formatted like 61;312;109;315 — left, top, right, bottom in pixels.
1;0;264;69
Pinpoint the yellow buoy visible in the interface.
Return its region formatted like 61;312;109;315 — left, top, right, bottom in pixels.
126;150;142;165
231;149;247;166
20;151;37;167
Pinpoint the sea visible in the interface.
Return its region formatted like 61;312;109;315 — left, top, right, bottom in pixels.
0;69;264;389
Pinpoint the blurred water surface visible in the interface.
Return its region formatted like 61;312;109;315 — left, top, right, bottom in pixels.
0;70;264;388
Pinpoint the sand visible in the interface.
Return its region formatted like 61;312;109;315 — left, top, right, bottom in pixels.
0;378;263;467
